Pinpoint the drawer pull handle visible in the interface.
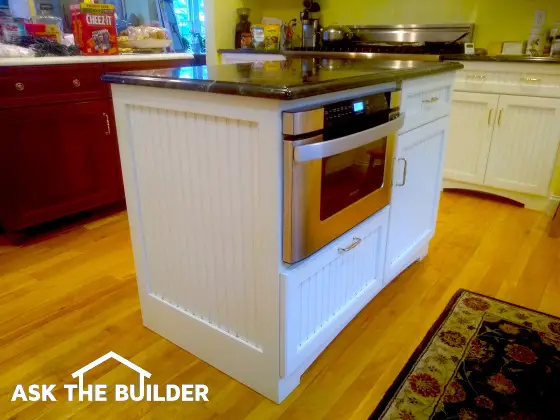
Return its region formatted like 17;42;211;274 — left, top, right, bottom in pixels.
395;157;408;187
488;108;493;125
338;237;362;253
103;112;111;135
73;78;81;87
468;74;486;80
522;77;541;82
422;96;440;104
498;109;503;126
15;82;24;91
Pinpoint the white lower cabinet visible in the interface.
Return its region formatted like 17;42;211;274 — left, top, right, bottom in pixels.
385;117;448;283
446;92;560;198
484;95;560;196
445;92;498;184
445;61;560;209
280;207;389;378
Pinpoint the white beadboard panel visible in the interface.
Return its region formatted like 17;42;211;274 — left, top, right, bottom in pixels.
125;104;262;348
280;207;389;378
484;95;560;196
444;92;499;184
385;117;448;283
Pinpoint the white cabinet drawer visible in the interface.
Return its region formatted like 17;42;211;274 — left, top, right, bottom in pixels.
280;207;389;378
454;65;560;98
400;72;455;133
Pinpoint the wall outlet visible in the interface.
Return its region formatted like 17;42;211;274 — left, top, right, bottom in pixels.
464;43;475;55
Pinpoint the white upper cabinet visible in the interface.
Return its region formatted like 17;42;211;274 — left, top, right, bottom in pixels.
385;117;448;283
484;95;560;196
445;92;499;184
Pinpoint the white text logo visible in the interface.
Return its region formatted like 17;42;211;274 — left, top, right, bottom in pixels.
11;351;209;402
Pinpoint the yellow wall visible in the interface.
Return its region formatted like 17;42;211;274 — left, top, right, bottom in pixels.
213;0;560;53
212;0;560;196
207;0;262;63
258;0;560;50
258;0;560;197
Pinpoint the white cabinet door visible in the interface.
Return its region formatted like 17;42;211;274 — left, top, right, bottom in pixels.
385;117;448;283
444;92;499;184
484;95;560;196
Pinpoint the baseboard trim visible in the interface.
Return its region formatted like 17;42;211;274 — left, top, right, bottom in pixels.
443;179;553;212
549;196;560;216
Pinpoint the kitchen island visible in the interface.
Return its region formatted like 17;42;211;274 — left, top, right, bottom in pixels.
103;58;462;402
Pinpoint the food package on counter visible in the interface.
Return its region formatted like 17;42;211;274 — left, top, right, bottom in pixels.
0;42;35;57
70;3;117;55
251;24;265;49
24;23;61;43
263;24;280;51
126;25;168;40
1;19;27;43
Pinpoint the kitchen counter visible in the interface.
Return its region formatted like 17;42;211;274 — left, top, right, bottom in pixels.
102;58;462;100
442;54;560;64
0;52;196;67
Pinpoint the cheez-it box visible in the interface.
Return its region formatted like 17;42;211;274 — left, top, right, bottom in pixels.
70;3;118;55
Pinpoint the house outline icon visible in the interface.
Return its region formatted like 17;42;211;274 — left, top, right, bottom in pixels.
71;351;152;394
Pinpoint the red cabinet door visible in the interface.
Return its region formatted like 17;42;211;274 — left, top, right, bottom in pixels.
0;99;124;231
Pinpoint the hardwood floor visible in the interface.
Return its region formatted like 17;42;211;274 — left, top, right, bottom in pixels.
1;191;559;419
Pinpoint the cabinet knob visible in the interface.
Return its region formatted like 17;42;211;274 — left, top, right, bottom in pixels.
15;82;24;91
72;79;81;87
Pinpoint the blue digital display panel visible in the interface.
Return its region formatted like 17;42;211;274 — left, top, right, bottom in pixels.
353;101;365;113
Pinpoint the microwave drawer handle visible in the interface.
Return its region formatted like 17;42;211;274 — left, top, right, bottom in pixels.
293;114;405;163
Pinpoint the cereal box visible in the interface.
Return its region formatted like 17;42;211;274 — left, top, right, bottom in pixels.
24;23;61;43
70;3;118;55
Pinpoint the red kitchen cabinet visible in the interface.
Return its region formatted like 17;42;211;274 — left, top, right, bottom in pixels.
0;57;205;234
0;99;124;231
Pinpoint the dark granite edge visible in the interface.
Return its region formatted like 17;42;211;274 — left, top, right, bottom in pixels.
101;72;291;98
442;54;560;64
101;61;463;100
218;49;284;55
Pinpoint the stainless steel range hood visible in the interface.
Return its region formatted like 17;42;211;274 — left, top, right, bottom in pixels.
347;23;475;44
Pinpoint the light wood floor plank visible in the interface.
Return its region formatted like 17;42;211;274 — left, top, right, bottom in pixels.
0;192;559;419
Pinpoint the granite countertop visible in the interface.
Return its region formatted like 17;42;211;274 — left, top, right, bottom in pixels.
0;53;195;67
442;54;560;64
102;58;463;100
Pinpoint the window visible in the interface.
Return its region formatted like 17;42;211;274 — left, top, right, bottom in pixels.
172;0;205;53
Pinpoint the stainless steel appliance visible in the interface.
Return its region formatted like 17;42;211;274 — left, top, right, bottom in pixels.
287;23;475;61
283;88;403;263
322;24;353;44
301;17;320;48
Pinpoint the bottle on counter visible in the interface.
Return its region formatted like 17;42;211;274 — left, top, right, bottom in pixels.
552;36;560;57
235;7;252;49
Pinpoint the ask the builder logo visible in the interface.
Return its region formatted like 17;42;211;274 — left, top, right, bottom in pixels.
11;351;209;402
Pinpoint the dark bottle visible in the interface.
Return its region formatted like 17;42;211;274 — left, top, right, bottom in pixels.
235;8;252;49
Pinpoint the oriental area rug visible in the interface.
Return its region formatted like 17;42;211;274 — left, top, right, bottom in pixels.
370;289;560;420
